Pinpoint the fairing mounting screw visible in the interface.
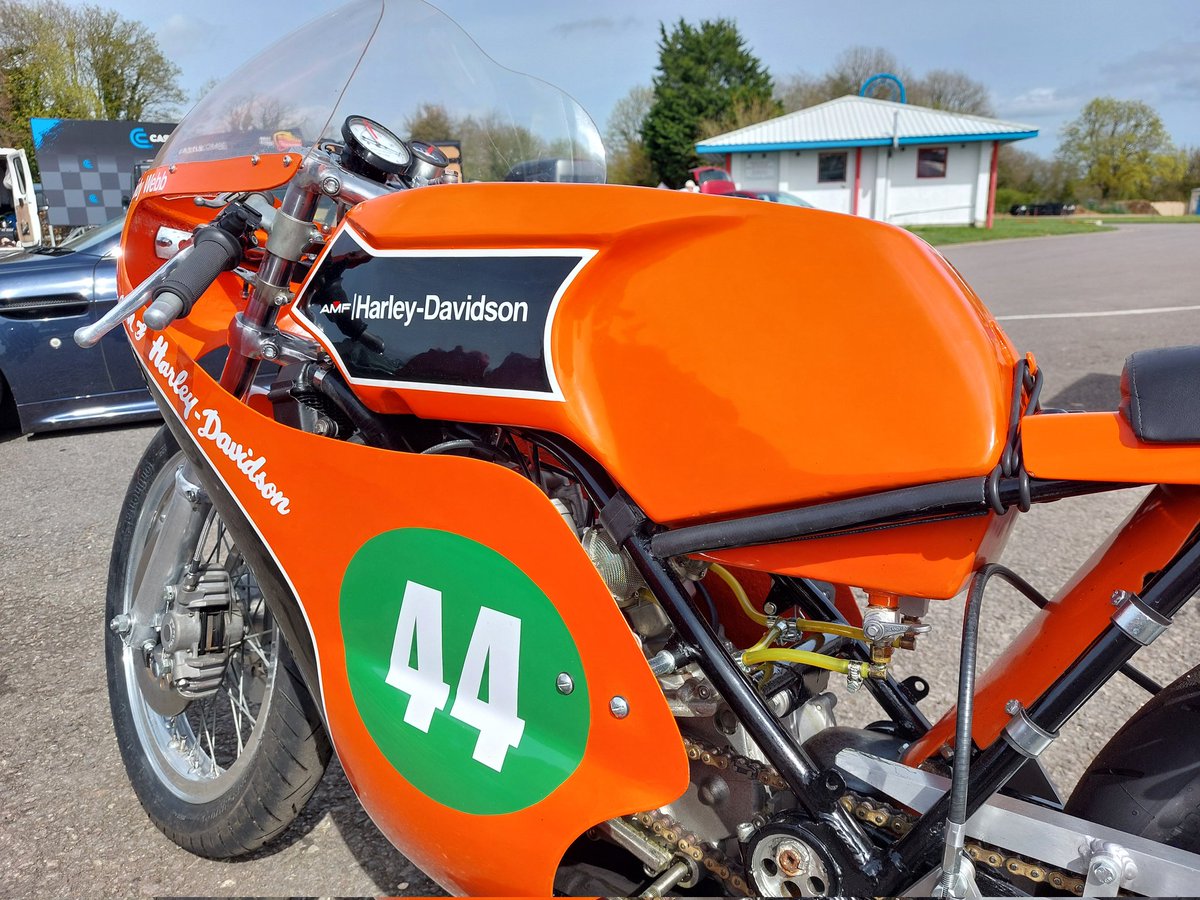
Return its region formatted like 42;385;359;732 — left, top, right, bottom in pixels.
168;164;176;174
1091;861;1117;885
282;155;293;167
1005;698;1022;715
250;155;260;166
609;696;630;719
556;673;574;695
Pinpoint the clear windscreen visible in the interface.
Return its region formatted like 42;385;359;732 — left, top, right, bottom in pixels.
157;0;606;183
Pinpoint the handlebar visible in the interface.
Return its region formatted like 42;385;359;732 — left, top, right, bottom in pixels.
143;225;244;331
73;245;195;348
74;203;254;348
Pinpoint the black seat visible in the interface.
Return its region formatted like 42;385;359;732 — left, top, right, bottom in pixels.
1120;346;1200;443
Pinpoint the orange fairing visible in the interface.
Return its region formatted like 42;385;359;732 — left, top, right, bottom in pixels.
1024;411;1200;484
906;484;1200;765
126;315;687;896
289;183;1019;527
703;510;1018;600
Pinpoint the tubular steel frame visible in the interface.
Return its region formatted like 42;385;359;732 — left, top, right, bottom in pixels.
529;431;1200;895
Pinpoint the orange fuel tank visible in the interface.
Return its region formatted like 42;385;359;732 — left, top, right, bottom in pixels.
292;183;1019;530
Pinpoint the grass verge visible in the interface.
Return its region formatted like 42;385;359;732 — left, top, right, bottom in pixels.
908;218;1115;246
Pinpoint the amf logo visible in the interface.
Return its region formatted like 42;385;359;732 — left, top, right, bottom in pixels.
129;127;169;150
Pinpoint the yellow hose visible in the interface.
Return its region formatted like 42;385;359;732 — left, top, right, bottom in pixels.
741;648;870;679
794;619;865;641
747;623;783;654
708;563;866;641
709;563;768;625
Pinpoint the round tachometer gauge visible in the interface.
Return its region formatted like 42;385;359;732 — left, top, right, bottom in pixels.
341;115;411;178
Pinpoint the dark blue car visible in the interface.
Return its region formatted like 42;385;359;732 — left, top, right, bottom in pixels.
0;217;159;433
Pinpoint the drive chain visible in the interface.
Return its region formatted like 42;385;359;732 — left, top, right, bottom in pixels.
629;809;751;896
682;734;789;791
678;737;1087;896
839;793;1087;896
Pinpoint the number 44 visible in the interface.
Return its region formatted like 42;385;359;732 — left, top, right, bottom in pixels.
385;581;527;772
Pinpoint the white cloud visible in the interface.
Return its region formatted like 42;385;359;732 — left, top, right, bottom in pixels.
999;87;1082;119
551;16;641;38
1100;40;1200;103
157;13;217;60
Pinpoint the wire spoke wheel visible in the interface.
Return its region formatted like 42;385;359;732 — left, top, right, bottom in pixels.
106;428;330;857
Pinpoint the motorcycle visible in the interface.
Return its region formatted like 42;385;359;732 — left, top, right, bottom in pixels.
75;1;1200;896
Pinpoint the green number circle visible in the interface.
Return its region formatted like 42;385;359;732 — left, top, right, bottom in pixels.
340;528;590;815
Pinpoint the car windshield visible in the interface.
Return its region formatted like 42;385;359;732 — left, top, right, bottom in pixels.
55;216;124;254
157;0;605;183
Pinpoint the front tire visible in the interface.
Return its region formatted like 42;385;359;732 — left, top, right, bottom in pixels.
106;427;331;857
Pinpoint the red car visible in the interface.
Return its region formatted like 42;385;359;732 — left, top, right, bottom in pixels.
690;166;736;194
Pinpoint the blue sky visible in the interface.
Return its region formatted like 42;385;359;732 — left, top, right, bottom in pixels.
62;0;1200;156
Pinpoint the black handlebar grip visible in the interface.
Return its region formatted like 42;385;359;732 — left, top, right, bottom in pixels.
151;225;243;321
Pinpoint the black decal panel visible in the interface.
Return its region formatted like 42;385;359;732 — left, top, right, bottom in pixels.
298;228;588;397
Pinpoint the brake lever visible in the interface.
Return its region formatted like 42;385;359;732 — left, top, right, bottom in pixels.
73;245;196;348
193;191;246;209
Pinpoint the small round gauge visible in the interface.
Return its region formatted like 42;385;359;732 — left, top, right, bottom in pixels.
406;140;450;182
341;115;411;179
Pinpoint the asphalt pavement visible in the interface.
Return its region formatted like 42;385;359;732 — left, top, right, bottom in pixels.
1;223;1198;896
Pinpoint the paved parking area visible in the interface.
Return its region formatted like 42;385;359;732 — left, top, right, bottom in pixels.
1;223;1197;896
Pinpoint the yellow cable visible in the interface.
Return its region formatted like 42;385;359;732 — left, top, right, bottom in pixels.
709;562;769;625
741;648;870;679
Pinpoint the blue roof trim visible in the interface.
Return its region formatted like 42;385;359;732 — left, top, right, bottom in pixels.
695;130;1039;154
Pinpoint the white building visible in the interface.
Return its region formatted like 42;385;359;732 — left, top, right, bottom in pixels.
696;96;1038;226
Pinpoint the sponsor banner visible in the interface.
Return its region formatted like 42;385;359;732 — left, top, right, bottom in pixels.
296;224;594;400
30;117;176;226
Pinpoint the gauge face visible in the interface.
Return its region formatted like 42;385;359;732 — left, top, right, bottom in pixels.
342;115;410;175
409;140;449;167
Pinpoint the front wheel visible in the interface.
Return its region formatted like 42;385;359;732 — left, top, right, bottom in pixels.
105;427;331;857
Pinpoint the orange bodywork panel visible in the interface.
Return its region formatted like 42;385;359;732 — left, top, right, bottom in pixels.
1024;411;1200;484
906;484;1200;764
703;509;1018;600
123;169;1022;598
123;311;687;896
291;183;1019;527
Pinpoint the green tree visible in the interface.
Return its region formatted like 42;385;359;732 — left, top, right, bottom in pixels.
642;18;776;187
605;85;655;186
405;102;457;142
0;0;183;169
1057;97;1179;201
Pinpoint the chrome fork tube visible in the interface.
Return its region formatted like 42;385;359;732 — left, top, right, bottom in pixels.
219;170;321;399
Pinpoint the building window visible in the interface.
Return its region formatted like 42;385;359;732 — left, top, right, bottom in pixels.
817;151;847;183
917;147;948;178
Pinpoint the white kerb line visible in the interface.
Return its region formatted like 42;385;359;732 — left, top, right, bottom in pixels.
996;304;1200;322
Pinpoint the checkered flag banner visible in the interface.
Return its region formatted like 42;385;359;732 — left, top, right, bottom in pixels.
30;118;176;227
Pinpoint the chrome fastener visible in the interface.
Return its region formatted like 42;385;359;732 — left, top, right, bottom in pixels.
556;672;575;695
610;696;630;718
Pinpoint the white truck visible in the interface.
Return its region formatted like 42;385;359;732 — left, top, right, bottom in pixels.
1;147;43;253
